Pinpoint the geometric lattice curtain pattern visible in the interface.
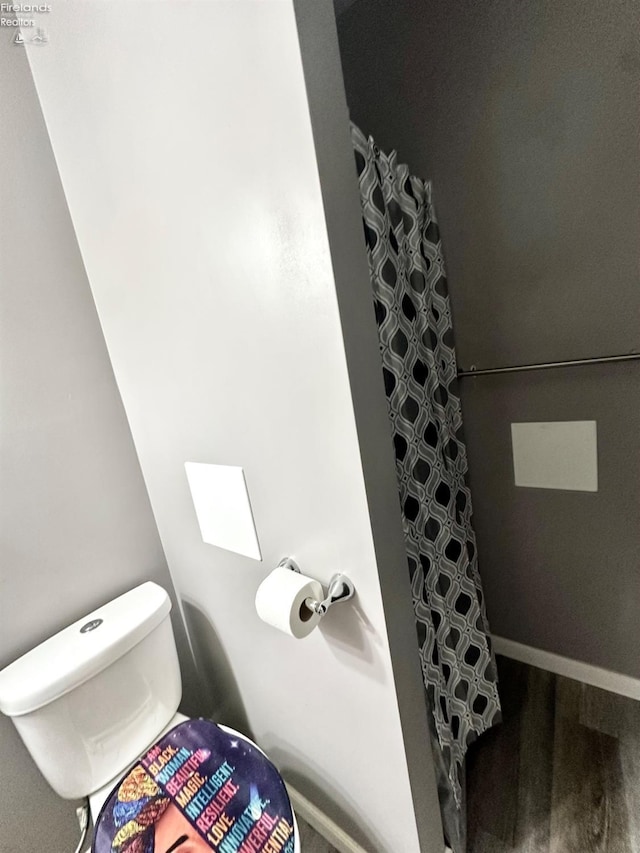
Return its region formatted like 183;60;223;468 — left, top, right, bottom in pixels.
352;123;501;853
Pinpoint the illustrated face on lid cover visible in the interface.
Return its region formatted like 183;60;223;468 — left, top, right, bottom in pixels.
93;719;295;853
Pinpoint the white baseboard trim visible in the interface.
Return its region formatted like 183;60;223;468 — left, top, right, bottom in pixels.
493;635;640;700
286;783;369;853
287;782;449;853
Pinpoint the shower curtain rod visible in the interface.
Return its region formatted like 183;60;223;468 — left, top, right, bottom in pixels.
457;352;640;378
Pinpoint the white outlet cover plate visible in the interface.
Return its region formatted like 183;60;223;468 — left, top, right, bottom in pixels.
184;462;262;560
511;421;598;492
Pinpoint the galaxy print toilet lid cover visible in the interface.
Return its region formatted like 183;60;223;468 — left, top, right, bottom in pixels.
93;718;295;853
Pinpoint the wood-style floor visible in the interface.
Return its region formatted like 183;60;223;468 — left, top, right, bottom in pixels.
467;655;640;853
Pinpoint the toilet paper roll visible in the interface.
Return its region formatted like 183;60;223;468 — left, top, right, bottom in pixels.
255;566;324;639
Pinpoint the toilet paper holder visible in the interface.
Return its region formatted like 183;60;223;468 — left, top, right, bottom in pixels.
277;558;355;616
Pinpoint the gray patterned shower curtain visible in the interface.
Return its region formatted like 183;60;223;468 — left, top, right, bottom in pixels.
352;124;500;852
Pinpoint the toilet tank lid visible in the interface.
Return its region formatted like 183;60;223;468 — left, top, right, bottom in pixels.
0;582;172;717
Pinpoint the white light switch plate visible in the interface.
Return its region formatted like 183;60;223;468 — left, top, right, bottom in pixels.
511;421;598;492
184;462;262;559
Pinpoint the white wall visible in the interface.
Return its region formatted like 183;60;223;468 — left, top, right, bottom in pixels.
24;2;441;851
0;37;200;852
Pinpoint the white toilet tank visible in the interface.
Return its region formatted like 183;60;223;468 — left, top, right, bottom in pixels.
0;582;182;800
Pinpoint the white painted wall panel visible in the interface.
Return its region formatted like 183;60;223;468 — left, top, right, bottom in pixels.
23;3;437;850
511;421;598;491
185;463;262;560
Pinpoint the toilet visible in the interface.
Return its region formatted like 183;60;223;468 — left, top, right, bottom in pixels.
0;582;300;852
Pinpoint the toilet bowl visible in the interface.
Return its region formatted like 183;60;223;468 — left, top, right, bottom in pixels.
0;583;300;853
91;713;300;853
93;715;299;853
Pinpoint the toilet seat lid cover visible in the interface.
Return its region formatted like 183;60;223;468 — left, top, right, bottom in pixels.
92;718;295;853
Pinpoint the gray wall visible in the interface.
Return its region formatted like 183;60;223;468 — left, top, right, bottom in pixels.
0;40;201;852
23;2;443;850
337;0;640;675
